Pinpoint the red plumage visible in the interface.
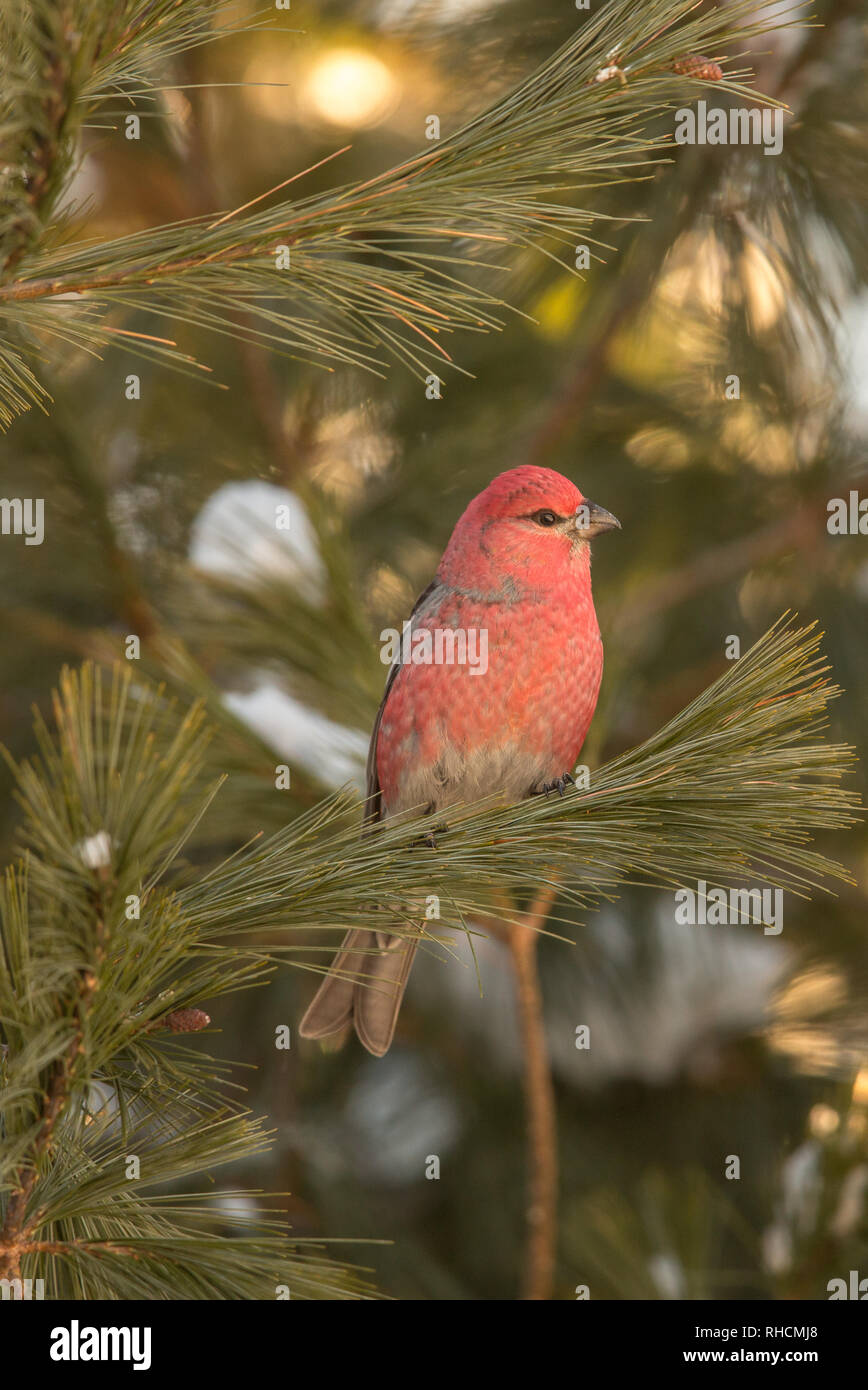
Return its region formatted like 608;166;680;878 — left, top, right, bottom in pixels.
300;465;619;1055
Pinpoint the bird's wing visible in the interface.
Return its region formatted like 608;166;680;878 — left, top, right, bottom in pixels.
363;577;444;831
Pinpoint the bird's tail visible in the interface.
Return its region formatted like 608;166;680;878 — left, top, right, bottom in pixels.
298;929;418;1057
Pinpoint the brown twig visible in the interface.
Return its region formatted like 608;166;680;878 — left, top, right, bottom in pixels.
0;918;105;1282
618;498;820;632
612;468;868;644
0;1032;81;1281
514;7;854;473
490;882;560;1300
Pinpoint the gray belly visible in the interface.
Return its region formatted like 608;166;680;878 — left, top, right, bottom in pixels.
382;738;554;818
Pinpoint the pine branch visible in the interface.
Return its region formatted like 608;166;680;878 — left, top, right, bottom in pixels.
160;618;858;970
0;613;858;1295
0;0;281;425
0;665;381;1299
0;0;78;280
0;0;808;423
0;1;258;269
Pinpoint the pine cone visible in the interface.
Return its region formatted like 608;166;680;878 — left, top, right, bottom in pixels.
672;55;723;81
161;1008;211;1033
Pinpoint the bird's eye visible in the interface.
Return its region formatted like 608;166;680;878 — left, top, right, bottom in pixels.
533;509;559;527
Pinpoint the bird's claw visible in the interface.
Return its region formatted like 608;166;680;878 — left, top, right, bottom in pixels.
541;771;575;798
410;822;449;850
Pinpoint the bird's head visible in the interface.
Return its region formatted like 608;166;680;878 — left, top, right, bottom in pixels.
438;465;620;592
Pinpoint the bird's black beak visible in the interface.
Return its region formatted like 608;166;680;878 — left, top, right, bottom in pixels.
575;500;621;538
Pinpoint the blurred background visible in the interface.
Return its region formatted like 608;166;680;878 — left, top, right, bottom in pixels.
2;0;868;1299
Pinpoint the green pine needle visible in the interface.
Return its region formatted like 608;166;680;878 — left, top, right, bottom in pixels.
0;0;811;422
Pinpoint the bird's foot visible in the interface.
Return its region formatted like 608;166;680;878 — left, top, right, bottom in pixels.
540;771;575;798
410;821;449;850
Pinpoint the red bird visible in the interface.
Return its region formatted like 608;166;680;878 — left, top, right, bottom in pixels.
299;465;619;1055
